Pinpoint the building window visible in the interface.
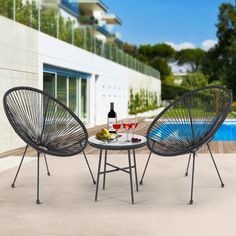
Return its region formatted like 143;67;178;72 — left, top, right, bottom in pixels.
57;75;67;106
43;66;90;124
44;72;56;97
81;79;88;120
69;77;78;114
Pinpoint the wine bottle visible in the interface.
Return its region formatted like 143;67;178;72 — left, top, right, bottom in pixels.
107;102;117;134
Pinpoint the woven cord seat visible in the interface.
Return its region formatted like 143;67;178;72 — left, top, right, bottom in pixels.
3;86;96;204
139;86;232;204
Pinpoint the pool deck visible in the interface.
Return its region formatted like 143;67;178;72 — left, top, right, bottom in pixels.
0;118;236;235
0;153;236;235
0;118;235;158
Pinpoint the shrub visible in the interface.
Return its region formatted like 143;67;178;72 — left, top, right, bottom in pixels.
181;72;208;90
161;82;189;100
129;89;158;114
231;102;236;112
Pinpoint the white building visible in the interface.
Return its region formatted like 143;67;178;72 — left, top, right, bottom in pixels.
78;0;122;42
39;0;122;43
0;1;161;153
169;62;188;85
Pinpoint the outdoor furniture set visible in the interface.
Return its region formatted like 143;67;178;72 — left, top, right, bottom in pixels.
2;86;232;205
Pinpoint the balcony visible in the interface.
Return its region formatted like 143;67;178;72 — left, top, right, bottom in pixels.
42;0;79;16
79;0;108;15
114;38;123;45
0;1;160;79
78;15;98;25
101;13;122;25
95;25;111;37
61;0;79;15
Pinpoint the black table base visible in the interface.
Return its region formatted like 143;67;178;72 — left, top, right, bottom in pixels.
95;149;138;204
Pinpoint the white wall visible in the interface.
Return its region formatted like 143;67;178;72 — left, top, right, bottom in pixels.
0;16;161;153
0;16;39;153
38;31;128;126
128;70;161;106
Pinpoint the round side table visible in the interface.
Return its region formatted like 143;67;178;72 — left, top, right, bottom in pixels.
88;133;147;204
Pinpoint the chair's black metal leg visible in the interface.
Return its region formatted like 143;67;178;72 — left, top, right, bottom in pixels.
185;153;191;176
95;149;103;201
83;151;96;185
207;143;224;187
36;151;41;204
189;152;196;205
133;149;139;192
103;150;107;190
11;145;28;188
139;151;152;185
128;150;134;204
43;154;50;176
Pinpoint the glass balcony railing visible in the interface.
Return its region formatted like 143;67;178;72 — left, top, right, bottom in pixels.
61;0;79;15
96;25;110;36
0;0;160;79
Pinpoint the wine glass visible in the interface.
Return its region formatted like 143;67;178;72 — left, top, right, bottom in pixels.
123;119;131;142
131;118;138;138
113;123;121;142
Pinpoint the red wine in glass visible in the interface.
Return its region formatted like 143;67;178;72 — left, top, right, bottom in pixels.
131;119;138;138
113;124;121;130
113;124;121;141
123;123;131;130
131;123;138;129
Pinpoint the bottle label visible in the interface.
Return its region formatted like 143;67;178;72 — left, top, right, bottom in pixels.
108;118;116;133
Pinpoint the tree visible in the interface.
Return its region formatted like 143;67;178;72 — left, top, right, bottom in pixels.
122;43;138;57
150;58;171;80
181;73;208;90
138;43;175;60
175;48;206;73
161;82;189;100
152;43;175;59
138;43;174;80
201;46;226;83
202;3;236;98
138;44;153;59
217;3;236;48
137;54;148;64
216;3;236;97
164;75;176;85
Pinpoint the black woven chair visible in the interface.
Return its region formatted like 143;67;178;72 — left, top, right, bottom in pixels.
139;86;232;204
3;86;96;204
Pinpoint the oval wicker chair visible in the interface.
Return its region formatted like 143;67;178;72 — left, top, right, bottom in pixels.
3;86;96;204
139;86;232;204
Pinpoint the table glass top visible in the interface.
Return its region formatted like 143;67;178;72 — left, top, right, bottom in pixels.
88;133;147;149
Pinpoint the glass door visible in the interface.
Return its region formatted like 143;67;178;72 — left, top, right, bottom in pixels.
69;77;78;115
80;78;89;123
43;70;90;124
57;75;67;106
43;72;56;97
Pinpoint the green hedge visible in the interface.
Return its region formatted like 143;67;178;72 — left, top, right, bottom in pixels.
161;82;190;100
231;102;236;112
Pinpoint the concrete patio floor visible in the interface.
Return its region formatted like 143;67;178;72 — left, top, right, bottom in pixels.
0;153;236;236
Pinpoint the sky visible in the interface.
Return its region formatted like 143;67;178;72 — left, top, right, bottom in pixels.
105;0;235;51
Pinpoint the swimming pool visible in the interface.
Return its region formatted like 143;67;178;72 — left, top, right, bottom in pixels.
213;120;236;141
149;120;236;141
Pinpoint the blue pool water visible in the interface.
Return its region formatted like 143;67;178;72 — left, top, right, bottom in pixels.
149;120;236;141
213;121;236;141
